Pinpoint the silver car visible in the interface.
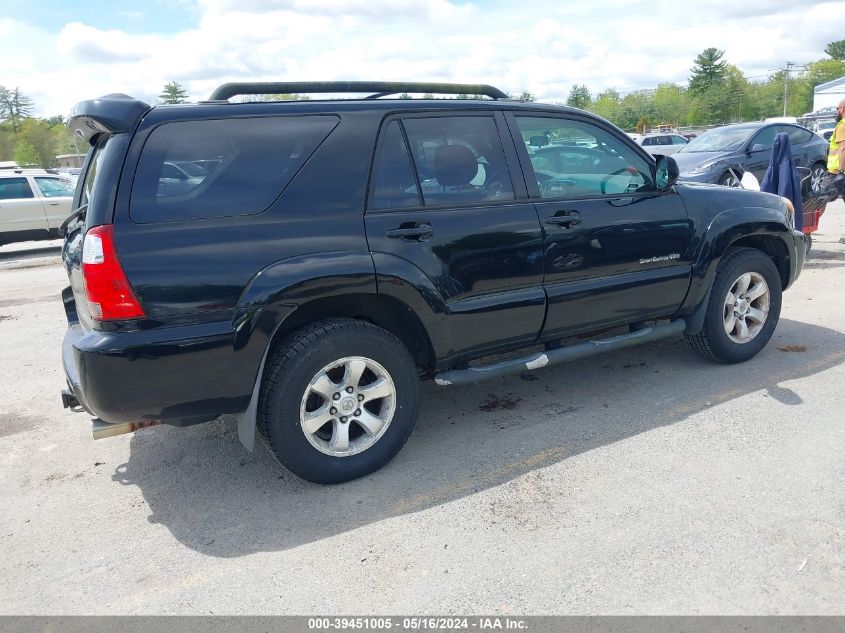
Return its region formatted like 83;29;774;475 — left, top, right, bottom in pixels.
0;170;75;246
638;133;689;155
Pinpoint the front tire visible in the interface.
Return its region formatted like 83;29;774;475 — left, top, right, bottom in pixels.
259;319;420;484
686;248;782;363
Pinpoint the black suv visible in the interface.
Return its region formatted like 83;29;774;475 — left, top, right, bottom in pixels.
60;82;806;483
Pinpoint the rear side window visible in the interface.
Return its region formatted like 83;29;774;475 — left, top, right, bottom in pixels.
0;177;34;200
785;125;812;146
371;121;422;210
402;116;514;206
130;116;338;223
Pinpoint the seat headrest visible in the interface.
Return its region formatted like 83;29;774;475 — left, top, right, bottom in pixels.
434;144;478;187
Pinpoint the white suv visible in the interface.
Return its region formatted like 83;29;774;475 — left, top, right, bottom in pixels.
0;170;75;246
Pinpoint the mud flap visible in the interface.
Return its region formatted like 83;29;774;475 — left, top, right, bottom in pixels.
235;345;271;452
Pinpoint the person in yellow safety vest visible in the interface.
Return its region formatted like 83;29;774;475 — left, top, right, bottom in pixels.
828;100;845;243
828;99;845;176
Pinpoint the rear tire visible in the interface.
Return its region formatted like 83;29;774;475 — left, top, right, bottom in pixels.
810;162;827;192
685;248;782;363
259;319;420;484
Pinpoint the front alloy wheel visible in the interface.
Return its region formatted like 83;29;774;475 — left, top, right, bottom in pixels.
685;247;782;363
723;272;770;344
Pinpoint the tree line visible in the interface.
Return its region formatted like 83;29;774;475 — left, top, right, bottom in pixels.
0;87;80;167
3;40;843;167
567;40;845;132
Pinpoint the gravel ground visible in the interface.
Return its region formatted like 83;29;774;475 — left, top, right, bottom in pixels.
0;206;843;615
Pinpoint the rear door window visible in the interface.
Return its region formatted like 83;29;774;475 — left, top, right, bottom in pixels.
0;177;34;200
34;177;75;197
401;116;515;206
784;125;812;146
130;116;339;223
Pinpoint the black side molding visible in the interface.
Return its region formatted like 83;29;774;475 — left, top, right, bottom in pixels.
434;319;688;386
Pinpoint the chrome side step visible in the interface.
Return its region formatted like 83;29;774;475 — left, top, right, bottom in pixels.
434;319;686;386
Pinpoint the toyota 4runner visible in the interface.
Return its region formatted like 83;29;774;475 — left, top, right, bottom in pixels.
60;82;806;483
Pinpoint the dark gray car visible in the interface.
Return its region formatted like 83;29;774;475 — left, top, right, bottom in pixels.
674;122;828;188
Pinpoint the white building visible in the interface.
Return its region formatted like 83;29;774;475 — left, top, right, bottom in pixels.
813;76;845;111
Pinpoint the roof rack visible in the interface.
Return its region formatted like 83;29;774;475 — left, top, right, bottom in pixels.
208;81;509;102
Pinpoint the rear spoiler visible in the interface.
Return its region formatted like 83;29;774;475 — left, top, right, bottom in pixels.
67;93;152;143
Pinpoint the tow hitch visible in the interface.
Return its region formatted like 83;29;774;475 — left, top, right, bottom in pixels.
61;389;81;410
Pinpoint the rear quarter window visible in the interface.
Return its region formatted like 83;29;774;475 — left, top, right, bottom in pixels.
130;115;339;223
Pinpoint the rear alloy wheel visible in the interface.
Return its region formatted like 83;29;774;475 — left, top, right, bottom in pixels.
300;356;396;457
259;319;420;484
719;171;742;188
810;163;827;192
686;248;782;363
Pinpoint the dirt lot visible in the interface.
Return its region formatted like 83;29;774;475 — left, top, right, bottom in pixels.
1;205;844;615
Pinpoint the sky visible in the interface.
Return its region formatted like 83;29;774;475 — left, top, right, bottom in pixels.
2;0;844;117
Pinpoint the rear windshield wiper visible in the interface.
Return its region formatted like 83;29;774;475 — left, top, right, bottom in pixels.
59;203;88;237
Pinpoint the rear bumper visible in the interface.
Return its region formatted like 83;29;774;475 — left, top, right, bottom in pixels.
62;325;95;416
61;320;253;426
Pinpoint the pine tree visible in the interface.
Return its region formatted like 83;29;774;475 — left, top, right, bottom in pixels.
0;86;34;133
158;81;189;104
824;39;845;61
688;48;728;95
566;85;592;109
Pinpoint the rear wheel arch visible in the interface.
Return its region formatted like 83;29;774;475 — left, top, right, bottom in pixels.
265;293;436;375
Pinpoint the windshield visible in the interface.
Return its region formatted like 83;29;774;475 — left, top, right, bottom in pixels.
680;127;755;153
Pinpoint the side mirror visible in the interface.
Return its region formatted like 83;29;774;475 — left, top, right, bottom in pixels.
655;155;679;190
750;143;766;153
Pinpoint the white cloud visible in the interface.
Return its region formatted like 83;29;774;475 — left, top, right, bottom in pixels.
1;0;844;116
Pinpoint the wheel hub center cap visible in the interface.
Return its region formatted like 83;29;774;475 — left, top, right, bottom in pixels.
738;300;749;314
339;398;357;414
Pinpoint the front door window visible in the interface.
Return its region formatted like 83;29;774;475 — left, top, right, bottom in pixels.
516;117;654;199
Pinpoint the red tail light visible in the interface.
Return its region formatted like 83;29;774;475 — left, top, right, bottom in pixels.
82;225;145;321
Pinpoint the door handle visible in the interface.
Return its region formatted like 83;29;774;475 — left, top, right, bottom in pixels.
385;223;433;241
543;211;581;227
48;202;60;206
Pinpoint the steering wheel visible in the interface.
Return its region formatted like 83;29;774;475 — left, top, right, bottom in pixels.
600;167;644;194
